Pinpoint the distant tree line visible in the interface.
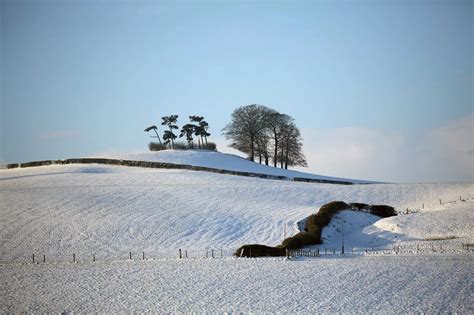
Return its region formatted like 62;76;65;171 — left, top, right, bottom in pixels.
145;115;215;151
222;104;307;169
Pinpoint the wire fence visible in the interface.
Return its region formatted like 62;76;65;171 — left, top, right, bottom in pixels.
2;242;473;266
288;242;474;258
0;248;239;266
398;196;474;215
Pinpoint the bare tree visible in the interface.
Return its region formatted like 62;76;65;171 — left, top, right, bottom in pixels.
279;120;307;169
222;104;307;168
264;110;291;167
222;105;268;162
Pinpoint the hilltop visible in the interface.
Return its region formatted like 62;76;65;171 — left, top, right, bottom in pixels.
99;149;373;184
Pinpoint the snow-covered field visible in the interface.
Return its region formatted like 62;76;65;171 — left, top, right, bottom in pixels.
2;255;472;313
1;151;473;313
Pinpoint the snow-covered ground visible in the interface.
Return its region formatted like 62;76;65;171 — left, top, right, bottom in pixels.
320;201;474;249
101;149;373;183
1;164;472;262
2;255;472;313
1;152;473;313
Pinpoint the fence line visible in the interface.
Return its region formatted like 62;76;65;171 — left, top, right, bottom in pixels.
0;248;237;266
398;196;474;215
1;242;473;266
288;242;474;258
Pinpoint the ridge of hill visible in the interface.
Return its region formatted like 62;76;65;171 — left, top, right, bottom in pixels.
100;150;375;184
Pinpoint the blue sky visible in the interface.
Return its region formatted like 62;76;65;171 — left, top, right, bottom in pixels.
1;0;472;182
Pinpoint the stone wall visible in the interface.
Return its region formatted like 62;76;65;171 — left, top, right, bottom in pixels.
2;158;353;185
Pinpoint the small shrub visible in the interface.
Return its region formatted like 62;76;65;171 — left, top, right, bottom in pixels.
280;232;320;250
173;142;190;150
149;141;217;151
369;205;397;217
149;142;167;151
235;244;285;257
306;201;349;232
201;142;217;151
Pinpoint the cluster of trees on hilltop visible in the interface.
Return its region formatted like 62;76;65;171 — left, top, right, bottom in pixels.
145;115;215;150
222;104;307;169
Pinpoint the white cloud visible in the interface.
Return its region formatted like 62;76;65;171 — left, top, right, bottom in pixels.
296;114;473;183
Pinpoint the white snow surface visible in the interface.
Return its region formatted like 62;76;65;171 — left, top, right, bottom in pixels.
100;149;373;183
1;157;473;313
2;255;472;313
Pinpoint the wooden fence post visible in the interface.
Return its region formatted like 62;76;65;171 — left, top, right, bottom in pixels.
43;255;46;263
73;253;76;263
179;249;182;259
129;252;132;260
93;254;96;262
32;254;35;264
143;252;145;260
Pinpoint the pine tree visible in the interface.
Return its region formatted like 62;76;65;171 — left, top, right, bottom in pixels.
161;115;179;148
144;125;162;145
179;124;195;148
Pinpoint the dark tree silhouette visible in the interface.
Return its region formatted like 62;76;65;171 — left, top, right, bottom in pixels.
278;119;307;169
161;115;179;148
190;115;211;148
179;124;195;148
222;105;268;162
222;104;307;168
144;125;163;145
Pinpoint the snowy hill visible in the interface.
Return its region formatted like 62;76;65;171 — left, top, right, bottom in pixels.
1;156;473;313
1;163;472;261
99;149;373;183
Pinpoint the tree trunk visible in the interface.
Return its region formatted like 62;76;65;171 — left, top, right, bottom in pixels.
154;130;163;145
250;137;255;162
273;137;278;167
280;146;284;168
257;142;262;164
